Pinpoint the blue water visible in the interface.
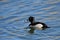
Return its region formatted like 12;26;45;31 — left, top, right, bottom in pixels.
0;0;60;40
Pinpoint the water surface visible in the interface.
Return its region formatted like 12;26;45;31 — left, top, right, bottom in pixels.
0;0;60;40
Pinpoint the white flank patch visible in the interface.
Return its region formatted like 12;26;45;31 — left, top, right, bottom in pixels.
34;24;43;30
30;24;43;30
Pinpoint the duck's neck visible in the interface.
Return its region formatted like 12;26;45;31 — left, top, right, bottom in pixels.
30;21;35;24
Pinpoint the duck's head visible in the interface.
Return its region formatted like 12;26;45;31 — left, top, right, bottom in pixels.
28;16;35;23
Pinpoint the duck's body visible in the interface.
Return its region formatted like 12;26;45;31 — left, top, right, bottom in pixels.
28;16;50;30
29;22;50;30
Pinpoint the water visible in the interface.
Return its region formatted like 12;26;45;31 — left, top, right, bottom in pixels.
0;0;60;40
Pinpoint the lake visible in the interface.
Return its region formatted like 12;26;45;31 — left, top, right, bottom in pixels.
0;0;60;40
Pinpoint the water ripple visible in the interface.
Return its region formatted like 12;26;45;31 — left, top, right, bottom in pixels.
0;0;60;40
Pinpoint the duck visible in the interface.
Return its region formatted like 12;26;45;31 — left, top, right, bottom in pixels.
28;16;50;30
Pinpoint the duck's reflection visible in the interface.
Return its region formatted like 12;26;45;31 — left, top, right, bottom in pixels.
28;27;35;34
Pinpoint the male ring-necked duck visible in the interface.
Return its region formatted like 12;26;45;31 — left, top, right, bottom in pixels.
28;16;50;30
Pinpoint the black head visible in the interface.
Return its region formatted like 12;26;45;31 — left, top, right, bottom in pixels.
28;16;34;23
